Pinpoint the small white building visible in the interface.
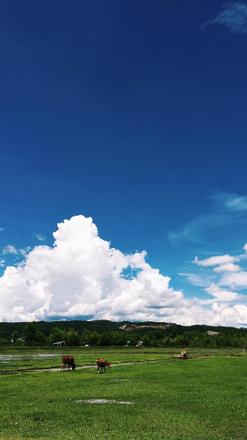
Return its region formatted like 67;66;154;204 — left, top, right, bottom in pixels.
53;340;66;347
136;340;143;348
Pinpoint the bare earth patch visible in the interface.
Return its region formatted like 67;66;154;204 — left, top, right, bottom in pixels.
75;399;133;405
108;378;130;383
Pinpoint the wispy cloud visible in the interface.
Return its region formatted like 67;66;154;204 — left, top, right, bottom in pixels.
0;227;4;232
168;213;231;244
180;244;247;312
2;244;18;255
213;262;241;272
211;192;247;211
179;272;213;288
205;284;238;302
35;233;46;242
204;2;247;34
2;244;31;257
194;254;239;267
168;191;247;245
19;246;32;256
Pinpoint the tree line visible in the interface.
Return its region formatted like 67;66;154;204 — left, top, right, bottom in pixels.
0;320;246;348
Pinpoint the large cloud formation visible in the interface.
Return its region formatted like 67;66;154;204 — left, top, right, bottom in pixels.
0;215;247;326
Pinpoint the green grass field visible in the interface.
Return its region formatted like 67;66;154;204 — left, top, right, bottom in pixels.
0;348;246;440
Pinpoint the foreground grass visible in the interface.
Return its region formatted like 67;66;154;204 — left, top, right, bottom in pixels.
0;354;246;439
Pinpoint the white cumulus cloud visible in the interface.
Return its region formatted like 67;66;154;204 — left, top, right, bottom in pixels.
0;214;247;327
0;215;184;322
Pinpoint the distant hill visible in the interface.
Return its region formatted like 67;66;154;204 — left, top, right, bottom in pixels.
0;319;246;347
0;319;245;337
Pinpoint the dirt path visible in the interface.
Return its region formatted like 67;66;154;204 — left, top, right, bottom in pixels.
0;356;214;376
0;361;146;375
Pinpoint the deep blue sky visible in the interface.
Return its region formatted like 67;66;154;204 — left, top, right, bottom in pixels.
1;0;247;298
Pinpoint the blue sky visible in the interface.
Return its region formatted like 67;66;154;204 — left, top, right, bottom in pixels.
1;1;247;325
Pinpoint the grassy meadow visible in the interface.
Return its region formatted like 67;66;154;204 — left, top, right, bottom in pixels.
0;347;246;439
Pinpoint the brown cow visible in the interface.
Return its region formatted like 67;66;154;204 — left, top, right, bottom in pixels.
96;358;111;374
61;355;76;370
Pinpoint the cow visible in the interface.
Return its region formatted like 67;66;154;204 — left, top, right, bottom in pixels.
96;358;111;374
61;355;76;370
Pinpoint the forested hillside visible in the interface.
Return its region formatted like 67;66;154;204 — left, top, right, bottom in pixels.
0;320;246;348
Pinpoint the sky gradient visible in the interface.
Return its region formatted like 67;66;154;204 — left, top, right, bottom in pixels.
1;1;247;325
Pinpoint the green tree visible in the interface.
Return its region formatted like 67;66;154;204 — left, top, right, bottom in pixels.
88;331;100;346
23;323;46;346
143;334;152;347
49;327;66;344
66;328;80;346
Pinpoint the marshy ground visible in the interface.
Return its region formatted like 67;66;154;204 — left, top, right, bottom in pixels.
0;347;246;439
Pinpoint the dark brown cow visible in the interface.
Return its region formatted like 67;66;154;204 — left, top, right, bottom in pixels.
61;355;76;370
96;358;111;374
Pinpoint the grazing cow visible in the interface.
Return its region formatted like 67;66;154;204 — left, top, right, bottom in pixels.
61;355;76;370
96;358;111;374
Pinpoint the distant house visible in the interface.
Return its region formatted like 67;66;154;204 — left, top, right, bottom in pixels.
53;340;66;347
126;340;131;346
136;340;143;348
124;341;130;347
207;331;220;336
17;337;24;343
11;336;24;344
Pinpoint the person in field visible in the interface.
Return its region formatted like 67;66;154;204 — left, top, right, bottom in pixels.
180;350;188;360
